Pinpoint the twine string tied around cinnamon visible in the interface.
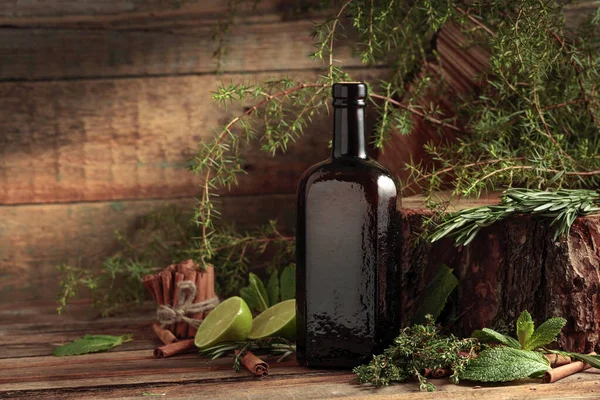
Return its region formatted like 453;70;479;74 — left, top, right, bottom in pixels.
156;280;219;328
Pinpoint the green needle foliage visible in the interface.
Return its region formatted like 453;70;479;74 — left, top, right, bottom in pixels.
190;0;600;271
429;188;600;246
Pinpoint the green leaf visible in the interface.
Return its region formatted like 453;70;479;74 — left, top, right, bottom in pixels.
239;286;260;312
249;273;270;311
516;311;535;349
267;271;280;306
460;347;550;382
472;328;521;349
567;353;600;370
53;334;132;356
524;317;566;350
279;264;295;301
414;265;458;323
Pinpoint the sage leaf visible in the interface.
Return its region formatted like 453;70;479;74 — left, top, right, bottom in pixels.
240;286;260;311
472;328;521;349
280;264;295;301
567;353;600;370
53;334;132;356
267;271;280;306
460;347;550;382
524;317;566;350
516;311;535;349
414;265;458;323
249;273;270;311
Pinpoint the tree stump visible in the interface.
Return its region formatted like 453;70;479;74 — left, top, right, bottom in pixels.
400;199;600;353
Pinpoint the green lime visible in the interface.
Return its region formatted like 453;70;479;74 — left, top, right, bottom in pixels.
194;296;252;349
248;299;296;340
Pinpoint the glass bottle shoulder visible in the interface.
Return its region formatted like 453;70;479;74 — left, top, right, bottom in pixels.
298;157;398;194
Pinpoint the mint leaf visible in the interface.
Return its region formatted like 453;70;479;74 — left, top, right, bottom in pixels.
414;265;458;323
524;317;566;350
267;271;280;306
53;334;132;356
516;311;535;349
280;264;295;301
249;273;269;311
472;328;521;349
460;347;550;382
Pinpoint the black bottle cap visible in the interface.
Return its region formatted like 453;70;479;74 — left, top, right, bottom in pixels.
332;82;367;106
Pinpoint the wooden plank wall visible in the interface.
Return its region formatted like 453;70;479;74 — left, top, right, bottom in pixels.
0;0;378;302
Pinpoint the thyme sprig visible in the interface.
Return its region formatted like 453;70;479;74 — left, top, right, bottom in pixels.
354;316;478;391
430;188;600;246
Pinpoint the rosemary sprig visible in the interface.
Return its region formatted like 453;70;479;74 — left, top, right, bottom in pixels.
199;337;296;371
430;188;600;246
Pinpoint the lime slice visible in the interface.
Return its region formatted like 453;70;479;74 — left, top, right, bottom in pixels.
248;299;296;340
194;296;252;349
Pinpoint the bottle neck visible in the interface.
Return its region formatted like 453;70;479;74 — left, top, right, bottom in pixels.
332;105;367;159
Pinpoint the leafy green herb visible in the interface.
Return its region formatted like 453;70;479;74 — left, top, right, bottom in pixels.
53;334;132;356
414;265;458;323
354;316;478;391
524;317;567;351
240;265;296;313
430;189;600;246
472;311;566;351
472;328;521;349
517;311;535;349
266;271;280;305
565;353;600;370
279;264;296;301
460;347;550;382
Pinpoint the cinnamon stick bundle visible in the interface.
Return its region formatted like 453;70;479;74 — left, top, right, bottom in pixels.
143;260;218;343
154;339;196;358
235;350;269;376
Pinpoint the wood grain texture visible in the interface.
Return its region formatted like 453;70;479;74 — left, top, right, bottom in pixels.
0;194;295;302
0;19;357;81
1;303;600;399
0;72;333;204
0;0;289;26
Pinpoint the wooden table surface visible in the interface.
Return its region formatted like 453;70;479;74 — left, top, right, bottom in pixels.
2;302;600;400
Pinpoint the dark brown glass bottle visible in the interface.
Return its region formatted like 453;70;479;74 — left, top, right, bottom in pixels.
296;82;400;368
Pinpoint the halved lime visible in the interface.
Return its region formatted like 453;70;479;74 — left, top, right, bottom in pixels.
248;299;296;340
194;296;252;350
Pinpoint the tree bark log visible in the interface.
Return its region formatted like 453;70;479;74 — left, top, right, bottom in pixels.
399;208;600;353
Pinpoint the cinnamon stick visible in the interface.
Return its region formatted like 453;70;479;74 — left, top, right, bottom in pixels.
154;339;196;358
431;368;452;378
180;266;197;339
206;264;216;317
172;272;184;337
543;352;596;383
187;268;207;338
159;271;173;331
153;323;178;345
235;350;269;376
544;353;572;367
142;274;158;302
